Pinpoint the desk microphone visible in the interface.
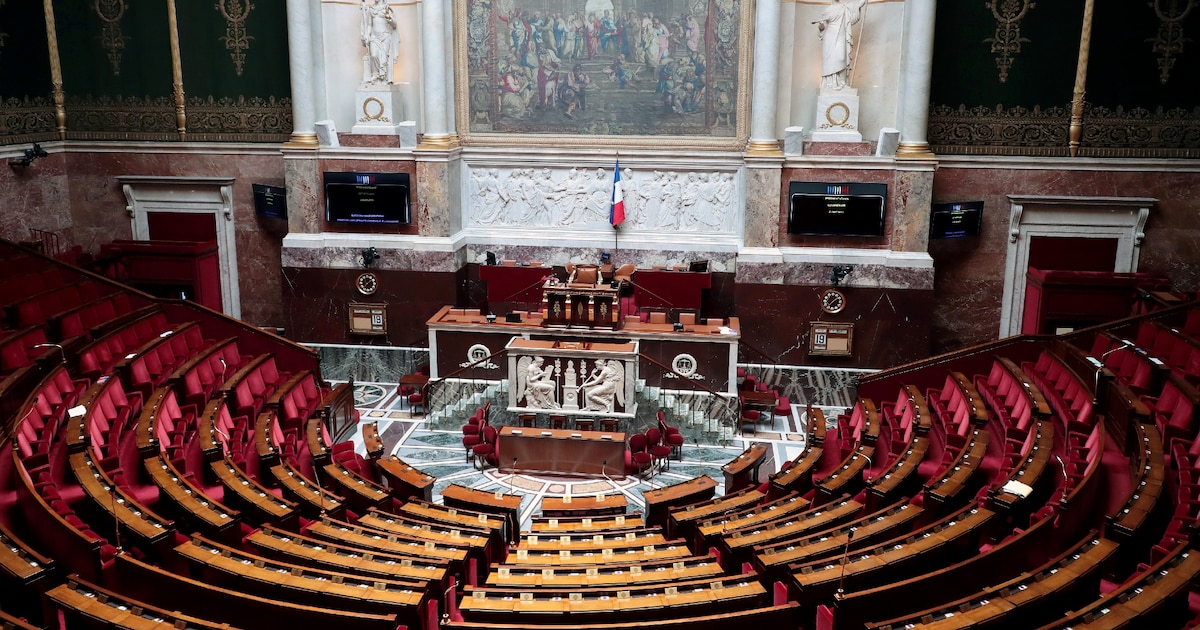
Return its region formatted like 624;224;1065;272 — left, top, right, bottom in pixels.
509;458;518;496
835;528;855;601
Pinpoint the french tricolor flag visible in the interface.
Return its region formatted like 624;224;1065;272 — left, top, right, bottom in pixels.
609;159;625;227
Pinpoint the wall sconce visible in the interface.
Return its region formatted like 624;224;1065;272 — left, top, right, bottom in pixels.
9;143;48;169
830;265;853;287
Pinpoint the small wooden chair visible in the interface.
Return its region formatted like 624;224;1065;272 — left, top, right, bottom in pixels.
518;413;536;428
549;414;569;430
599;418;621;433
575;418;596;432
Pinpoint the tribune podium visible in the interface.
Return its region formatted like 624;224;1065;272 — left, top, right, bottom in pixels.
541;280;620;329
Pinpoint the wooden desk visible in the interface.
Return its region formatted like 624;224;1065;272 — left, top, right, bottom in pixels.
499;426;626;478
69;450;175;547
399;499;509;551
506;542;691;566
718;497;863;562
816;445;876;501
0;519;54;596
530;513;645;532
769;446;823;497
754;501;923;576
486;554;723;588
358;509;492;558
247;526;450;585
668;487;764;540
362;421;384;459
269;461;346;520
320;459;391;513
46;577;232;630
442;484;523;541
923;428;990;509
721;443;768;493
866;436;929;511
643;475;717;529
304;518;470;569
143;453;240;540
541;280;621;328
541;494;628;518
442;603;802;630
177;535;426;627
209;457;298;527
376;455;435;502
989;421;1054;509
517;529;667;552
739;390;776;413
695;493;810;545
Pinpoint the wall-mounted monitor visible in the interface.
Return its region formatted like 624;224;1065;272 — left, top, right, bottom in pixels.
929;201;983;239
324;172;411;225
788;182;887;237
252;184;287;220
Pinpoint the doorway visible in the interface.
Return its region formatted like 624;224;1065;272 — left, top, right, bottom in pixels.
999;195;1153;337
118;176;242;319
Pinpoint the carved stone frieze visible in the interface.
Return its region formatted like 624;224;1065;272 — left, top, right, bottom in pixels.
467;166;738;233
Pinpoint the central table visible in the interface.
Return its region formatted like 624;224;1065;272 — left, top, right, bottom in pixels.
498;426;626;479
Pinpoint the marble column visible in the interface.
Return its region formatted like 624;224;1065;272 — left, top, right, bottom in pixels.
746;0;782;156
284;0;318;147
896;0;936;158
419;0;455;148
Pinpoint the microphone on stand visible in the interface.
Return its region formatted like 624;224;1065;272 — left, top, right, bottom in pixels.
509;458;518;496
835;528;855;601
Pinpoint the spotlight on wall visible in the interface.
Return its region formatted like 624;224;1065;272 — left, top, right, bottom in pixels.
830;265;853;287
9;143;49;169
361;247;380;268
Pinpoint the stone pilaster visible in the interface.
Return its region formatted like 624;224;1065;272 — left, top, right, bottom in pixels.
742;154;784;249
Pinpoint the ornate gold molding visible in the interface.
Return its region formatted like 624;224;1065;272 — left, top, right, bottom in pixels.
895;142;935;159
930;103;1200;158
187;95;292;141
745;139;783;157
95;0;129;76
63;94;177;140
0;96;57;140
1148;0;1195;85
984;0;1035;83
215;0;255;76
417;133;460;150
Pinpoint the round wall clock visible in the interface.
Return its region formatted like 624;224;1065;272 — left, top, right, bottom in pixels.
356;272;379;296
820;288;846;314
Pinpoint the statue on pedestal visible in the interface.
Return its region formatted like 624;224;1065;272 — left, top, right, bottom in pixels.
361;0;400;86
814;0;867;91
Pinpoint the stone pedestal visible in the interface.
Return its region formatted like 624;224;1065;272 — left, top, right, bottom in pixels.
783;126;805;156
812;88;862;142
352;85;408;135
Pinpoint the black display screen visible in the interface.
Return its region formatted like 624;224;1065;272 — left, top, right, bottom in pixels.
252;184;287;220
787;182;887;237
324;172;411;225
930;201;983;239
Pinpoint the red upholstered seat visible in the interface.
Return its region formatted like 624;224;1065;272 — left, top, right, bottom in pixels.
628;433;653;476
408;392;425;415
472;425;498;470
462;422;485;461
647;427;671;470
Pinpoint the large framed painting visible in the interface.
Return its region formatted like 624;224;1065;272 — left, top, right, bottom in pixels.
456;0;753;147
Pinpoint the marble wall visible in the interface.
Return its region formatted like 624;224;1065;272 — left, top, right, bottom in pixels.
929;158;1200;354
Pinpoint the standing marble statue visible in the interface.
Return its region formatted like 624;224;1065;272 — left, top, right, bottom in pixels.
361;0;400;85
814;0;867;90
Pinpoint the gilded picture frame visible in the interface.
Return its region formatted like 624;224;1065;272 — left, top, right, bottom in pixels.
454;0;754;148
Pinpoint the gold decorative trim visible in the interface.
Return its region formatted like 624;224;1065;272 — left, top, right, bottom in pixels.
43;0;66;138
186;95;293;141
95;0;129;76
215;0;255;76
895;142;935;159
1148;0;1195;85
285;131;319;147
64;94;177;140
984;0;1035;83
745;139;783;156
361;96;387;122
417;133;459;150
0;96;57;140
930;102;1200;158
823;102;852;128
1069;0;1095;157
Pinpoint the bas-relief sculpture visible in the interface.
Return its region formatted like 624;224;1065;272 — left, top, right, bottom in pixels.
462;0;747;138
467;166;737;233
515;355;626;412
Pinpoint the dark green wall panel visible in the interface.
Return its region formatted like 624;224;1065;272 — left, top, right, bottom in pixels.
0;1;56;140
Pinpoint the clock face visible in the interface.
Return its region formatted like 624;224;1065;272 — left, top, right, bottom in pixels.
356;272;379;296
820;289;846;314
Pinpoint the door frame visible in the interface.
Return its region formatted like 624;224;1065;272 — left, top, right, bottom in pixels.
118;176;241;319
999;195;1154;337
